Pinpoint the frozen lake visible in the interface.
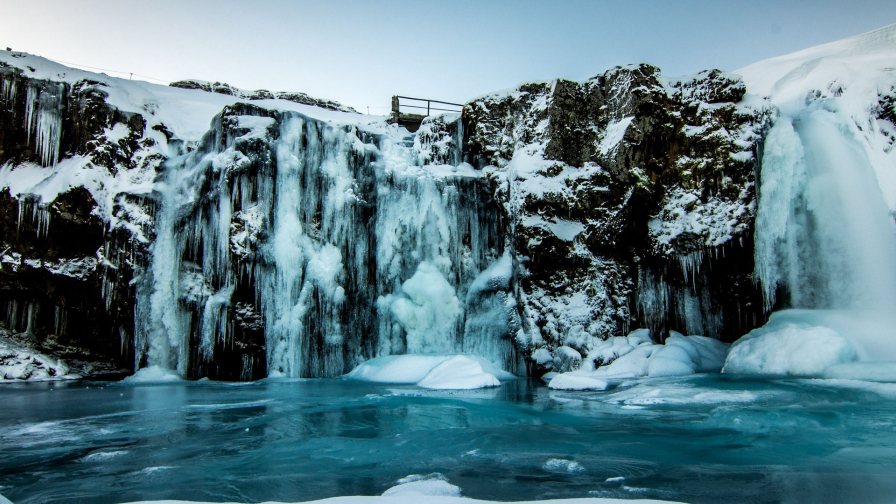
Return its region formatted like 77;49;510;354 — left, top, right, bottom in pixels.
3;375;896;503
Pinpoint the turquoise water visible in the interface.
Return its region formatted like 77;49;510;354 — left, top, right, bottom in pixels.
2;375;896;503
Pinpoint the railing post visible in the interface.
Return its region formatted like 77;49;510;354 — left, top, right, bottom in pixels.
427;101;430;116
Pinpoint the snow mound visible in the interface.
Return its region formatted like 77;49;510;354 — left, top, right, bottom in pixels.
720;310;890;377
122;365;184;383
346;355;456;383
723;324;855;376
416;355;500;390
0;336;76;381
548;374;609;391
346;354;514;390
382;473;461;498
548;330;728;389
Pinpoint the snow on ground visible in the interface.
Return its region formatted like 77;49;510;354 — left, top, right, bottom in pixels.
346;354;515;390
381;474;461;498
548;330;728;390
122;470;679;504
124;498;678;504
0;332;78;381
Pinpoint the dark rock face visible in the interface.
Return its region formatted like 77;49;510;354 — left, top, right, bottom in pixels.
0;64;155;376
457;65;771;364
169;79;358;113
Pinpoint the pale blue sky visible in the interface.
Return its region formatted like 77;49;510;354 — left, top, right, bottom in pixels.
4;0;896;112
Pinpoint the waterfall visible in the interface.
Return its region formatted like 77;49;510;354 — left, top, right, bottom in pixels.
751;106;896;361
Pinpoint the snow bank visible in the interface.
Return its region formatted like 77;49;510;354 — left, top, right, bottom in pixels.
346;354;514;390
381;473;461;498
0;336;77;381
0;51;381;144
548;330;728;390
723;324;854;377
122;365;184;383
126;497;679;504
416;356;500;390
720;310;896;377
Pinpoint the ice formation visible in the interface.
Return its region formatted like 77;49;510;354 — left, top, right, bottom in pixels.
729;24;896;377
127;107;514;379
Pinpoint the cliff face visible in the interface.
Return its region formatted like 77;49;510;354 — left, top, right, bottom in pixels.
0;57;161;376
449;66;771;370
0;51;777;380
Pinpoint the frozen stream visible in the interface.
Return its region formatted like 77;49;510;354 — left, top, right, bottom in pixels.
3;376;896;503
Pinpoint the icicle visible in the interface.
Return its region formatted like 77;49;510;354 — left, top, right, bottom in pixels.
677;250;704;290
0;77;16;106
23;83;64;167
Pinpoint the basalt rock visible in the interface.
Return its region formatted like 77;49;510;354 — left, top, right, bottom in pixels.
457;65;771;365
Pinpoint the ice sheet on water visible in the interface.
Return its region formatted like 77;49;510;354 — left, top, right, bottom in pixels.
542;458;586;473
823;362;896;383
80;451;128;462
599;379;766;407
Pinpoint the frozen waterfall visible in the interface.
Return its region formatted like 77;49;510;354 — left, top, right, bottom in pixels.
133;109;520;379
742;106;896;369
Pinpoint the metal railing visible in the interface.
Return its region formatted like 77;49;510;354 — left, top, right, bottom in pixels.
392;95;464;117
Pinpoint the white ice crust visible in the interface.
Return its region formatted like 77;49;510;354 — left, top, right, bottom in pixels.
346;354;514;390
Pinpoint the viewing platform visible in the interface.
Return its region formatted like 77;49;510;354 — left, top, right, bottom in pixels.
387;95;464;132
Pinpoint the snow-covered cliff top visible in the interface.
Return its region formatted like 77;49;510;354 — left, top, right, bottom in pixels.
737;23;896;110
0;50;381;141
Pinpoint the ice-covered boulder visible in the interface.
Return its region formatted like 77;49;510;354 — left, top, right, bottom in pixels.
548;329;728;389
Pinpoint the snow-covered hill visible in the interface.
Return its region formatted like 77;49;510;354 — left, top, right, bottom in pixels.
738;23;896;208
